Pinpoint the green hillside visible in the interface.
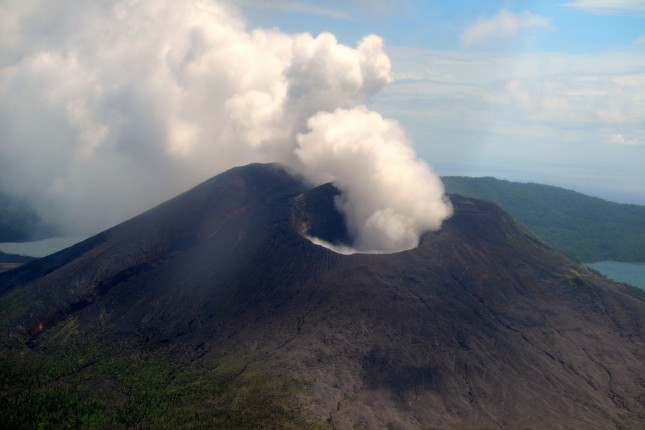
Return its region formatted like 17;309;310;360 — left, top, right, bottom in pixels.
442;176;645;263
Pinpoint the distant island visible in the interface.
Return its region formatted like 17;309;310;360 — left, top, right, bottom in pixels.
442;176;645;263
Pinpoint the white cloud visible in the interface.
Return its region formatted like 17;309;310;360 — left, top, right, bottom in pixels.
504;75;637;125
635;35;645;47
609;134;645;145
383;47;645;129
0;0;452;254
460;9;550;48
562;0;645;15
368;46;645;201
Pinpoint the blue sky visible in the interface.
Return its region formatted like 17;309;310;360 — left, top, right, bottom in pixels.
239;0;645;204
241;1;644;52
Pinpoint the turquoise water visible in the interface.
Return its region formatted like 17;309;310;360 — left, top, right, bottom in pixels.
585;261;645;290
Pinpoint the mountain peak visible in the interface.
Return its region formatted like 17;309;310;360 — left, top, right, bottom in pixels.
1;164;643;429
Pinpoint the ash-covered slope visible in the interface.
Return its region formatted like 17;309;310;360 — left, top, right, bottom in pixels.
1;164;644;430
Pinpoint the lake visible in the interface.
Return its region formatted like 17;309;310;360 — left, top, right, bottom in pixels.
0;237;85;258
584;261;645;291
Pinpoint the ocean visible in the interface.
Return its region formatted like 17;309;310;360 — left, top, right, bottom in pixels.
585;261;645;291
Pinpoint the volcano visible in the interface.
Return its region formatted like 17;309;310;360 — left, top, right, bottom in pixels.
1;163;644;429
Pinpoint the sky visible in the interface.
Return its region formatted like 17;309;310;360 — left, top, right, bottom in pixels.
0;0;644;244
240;0;645;204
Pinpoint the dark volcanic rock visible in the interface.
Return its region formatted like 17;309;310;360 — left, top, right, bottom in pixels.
1;163;644;429
292;182;352;246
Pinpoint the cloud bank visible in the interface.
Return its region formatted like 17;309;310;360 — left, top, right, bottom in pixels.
0;0;451;253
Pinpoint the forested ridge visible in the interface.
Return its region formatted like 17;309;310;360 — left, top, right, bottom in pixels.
443;176;645;262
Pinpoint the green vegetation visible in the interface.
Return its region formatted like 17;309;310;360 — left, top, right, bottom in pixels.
0;331;327;429
443;176;645;263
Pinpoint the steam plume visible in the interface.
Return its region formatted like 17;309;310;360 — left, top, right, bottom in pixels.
296;107;451;252
0;0;451;253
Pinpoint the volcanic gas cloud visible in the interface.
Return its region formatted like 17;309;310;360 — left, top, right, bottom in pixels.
0;0;451;253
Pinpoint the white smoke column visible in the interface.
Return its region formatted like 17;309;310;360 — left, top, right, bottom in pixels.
296;107;452;253
0;0;451;253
